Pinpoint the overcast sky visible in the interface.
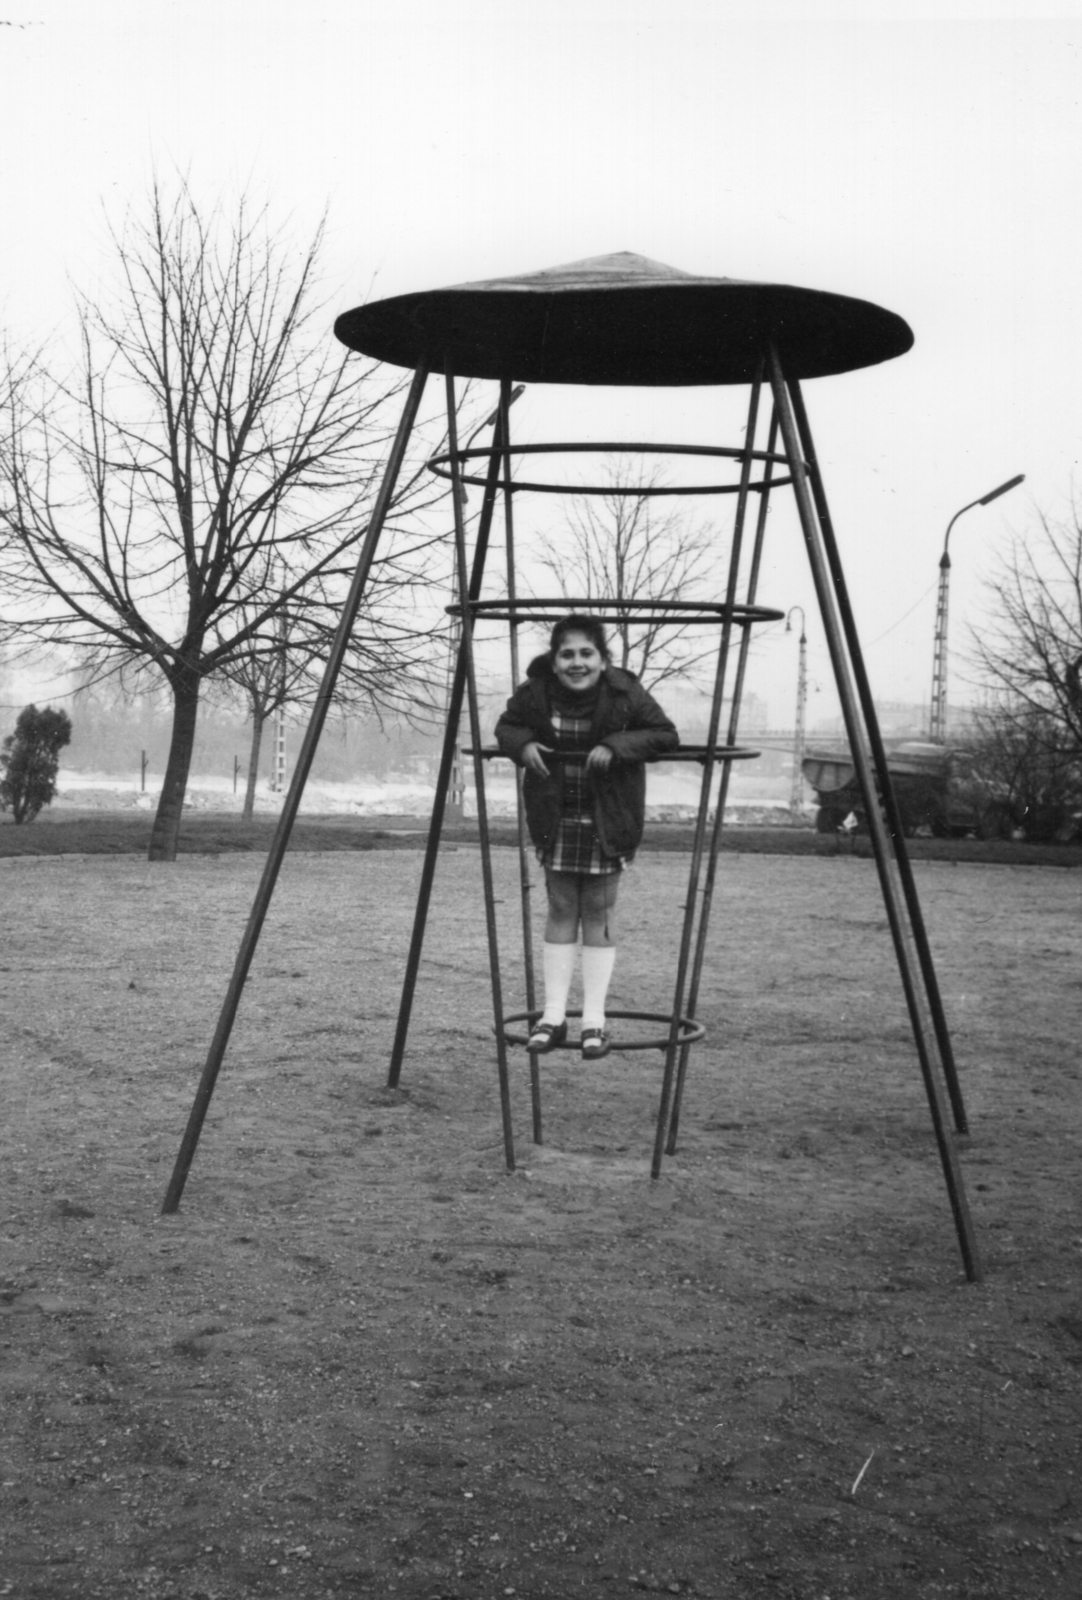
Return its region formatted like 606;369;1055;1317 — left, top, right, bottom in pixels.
2;0;1080;729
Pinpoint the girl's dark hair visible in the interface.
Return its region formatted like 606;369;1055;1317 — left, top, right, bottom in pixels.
549;613;611;663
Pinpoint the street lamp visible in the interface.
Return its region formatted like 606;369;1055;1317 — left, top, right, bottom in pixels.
785;606;808;819
929;473;1024;743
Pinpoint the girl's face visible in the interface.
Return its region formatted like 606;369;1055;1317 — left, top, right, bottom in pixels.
553;630;605;694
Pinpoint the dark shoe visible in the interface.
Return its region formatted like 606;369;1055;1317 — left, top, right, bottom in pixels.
580;1027;611;1060
527;1020;568;1054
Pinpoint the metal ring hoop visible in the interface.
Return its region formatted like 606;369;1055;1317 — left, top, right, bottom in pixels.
465;744;761;766
428;440;794;497
499;1009;706;1053
447;597;785;628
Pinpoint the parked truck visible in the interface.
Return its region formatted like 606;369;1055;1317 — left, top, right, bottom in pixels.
802;739;1011;838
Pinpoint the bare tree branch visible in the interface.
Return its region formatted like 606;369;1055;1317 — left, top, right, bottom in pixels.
970;502;1082;747
527;460;723;691
961;501;1082;840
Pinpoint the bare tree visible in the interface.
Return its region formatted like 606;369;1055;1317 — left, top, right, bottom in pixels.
953;700;1082;842
216;603;293;822
0;181;443;860
972;504;1082;745
958;505;1082;841
530;461;722;690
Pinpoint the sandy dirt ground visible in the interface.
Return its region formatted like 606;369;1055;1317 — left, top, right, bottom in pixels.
2;845;1081;1599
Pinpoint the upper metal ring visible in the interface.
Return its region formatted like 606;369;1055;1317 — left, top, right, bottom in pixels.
427;441;794;497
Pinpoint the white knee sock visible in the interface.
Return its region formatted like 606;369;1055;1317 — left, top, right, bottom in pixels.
580;945;616;1030
540;942;577;1026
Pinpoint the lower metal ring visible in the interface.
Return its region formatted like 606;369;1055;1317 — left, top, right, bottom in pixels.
498;1008;705;1053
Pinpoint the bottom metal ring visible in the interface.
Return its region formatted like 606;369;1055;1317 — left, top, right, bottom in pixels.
498;1008;705;1053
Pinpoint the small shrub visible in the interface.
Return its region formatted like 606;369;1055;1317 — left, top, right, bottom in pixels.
0;704;73;823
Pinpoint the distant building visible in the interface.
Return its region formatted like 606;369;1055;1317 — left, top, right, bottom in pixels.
664;687;770;739
809;700;978;743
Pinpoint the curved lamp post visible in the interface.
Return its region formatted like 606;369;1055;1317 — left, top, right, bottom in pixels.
785;605;808;817
929;474;1024;743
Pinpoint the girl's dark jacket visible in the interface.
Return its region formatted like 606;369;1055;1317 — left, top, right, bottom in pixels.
494;655;679;859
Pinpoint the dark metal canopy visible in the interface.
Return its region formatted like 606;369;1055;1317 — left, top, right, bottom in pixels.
334;251;913;386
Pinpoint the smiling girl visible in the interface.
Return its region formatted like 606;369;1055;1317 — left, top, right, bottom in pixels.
494;614;679;1059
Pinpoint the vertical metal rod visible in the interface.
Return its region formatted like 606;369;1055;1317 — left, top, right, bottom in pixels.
788;378;968;1135
769;349;980;1283
446;371;516;1172
162;364;429;1214
387;401;506;1087
651;368;763;1179
666;406;779;1153
497;380;543;1143
519;773;543;1144
271;609;288;794
444;612;466;822
789;620;808;817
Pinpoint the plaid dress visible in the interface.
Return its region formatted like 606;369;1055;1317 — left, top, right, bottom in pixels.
542;698;627;877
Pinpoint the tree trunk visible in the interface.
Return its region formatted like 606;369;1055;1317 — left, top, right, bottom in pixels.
242;711;268;823
148;668;201;862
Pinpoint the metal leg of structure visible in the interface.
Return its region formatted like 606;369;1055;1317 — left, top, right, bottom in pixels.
496;380;544;1143
516;759;543;1146
387;401;507;1089
446;373;516;1171
666;409;780;1155
651;370;764;1179
788;379;969;1136
768;348;981;1283
161;364;430;1214
385;598;483;1088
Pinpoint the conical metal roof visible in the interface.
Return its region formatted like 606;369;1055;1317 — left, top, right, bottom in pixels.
334;251;913;386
